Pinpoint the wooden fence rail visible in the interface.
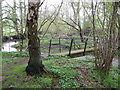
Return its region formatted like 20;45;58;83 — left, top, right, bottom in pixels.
44;38;92;55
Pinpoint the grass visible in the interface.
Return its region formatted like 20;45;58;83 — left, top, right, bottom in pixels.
89;66;119;88
2;52;28;64
3;28;16;36
2;55;79;88
2;52;119;88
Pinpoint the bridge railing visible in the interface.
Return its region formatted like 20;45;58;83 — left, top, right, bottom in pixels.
40;38;93;55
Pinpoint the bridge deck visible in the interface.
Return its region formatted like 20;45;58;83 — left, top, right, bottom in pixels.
55;48;94;56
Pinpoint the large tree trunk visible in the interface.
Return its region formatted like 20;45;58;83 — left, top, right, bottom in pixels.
25;0;46;76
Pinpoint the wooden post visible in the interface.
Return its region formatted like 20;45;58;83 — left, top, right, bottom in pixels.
59;38;61;52
74;39;75;49
48;39;52;56
68;38;73;56
83;38;88;56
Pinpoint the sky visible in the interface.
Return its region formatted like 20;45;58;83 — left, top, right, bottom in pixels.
1;0;120;19
2;0;64;12
2;0;62;6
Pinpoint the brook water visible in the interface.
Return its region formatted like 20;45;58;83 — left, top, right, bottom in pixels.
2;41;19;52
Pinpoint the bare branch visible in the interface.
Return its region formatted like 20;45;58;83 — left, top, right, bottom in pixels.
40;1;63;39
39;0;45;7
38;8;57;31
61;19;79;31
69;17;78;26
82;2;93;24
5;1;14;9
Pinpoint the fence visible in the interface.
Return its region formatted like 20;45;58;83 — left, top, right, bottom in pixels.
40;38;93;56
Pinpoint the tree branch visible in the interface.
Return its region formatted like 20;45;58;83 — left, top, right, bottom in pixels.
61;19;79;31
40;1;63;39
38;8;57;31
39;0;45;7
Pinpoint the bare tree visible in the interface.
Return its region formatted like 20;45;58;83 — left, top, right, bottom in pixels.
1;1;20;36
94;2;119;73
62;1;84;42
40;1;63;39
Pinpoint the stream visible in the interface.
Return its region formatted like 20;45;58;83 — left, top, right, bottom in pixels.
2;41;19;52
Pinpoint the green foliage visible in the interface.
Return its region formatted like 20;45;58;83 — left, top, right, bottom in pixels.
90;66;119;88
2;58;22;64
2;52;28;57
2;64;52;88
3;28;16;36
53;67;78;88
2;52;28;64
2;54;119;88
2;55;79;88
43;55;79;88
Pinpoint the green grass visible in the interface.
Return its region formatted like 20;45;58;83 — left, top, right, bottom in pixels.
2;53;119;88
3;28;16;36
2;52;28;64
2;55;79;88
89;66;119;88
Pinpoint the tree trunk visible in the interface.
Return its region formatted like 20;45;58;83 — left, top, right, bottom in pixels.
118;3;120;68
94;2;119;73
0;1;2;51
25;0;46;76
19;0;24;54
20;1;23;34
23;0;27;37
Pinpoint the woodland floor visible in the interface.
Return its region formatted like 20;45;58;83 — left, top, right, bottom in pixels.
1;52;119;88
